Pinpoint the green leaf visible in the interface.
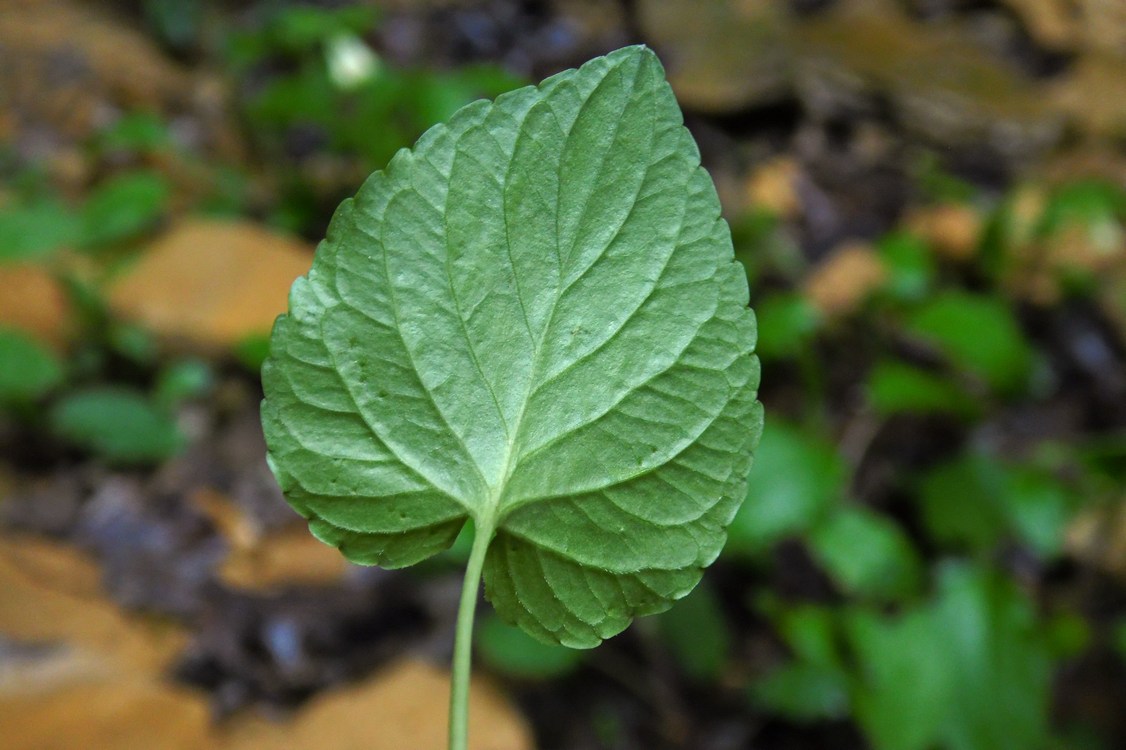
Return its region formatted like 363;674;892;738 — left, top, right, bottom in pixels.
905;292;1033;394
656;580;731;681
843;564;1055;750
233;333;271;372
751;662;850;721
727;422;843;554
917;454;1008;551
932;564;1053;750
154;358;214;409
999;466;1077;558
749;601;851;720
772;604;841;670
477;614;584;680
1036;179;1126;240
1113;619;1126;662
79;171;170;250
0;328;65;403
50;387;185;464
866;359;979;419
846;605;953;750
918;453;1076;557
0;199;79;262
98;112;173;154
807;506;921;601
261;46;762;648
753;291;821;360
876;231;934;301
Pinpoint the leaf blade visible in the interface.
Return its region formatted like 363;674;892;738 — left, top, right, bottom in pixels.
262;45;761;645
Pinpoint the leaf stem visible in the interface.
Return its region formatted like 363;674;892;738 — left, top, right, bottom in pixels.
449;514;496;750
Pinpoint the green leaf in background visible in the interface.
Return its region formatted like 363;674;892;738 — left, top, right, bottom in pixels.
0;328;65;403
1000;466;1078;558
107;321;158;365
807;505;921;601
905;291;1034;394
932;564;1054;750
846;605;952;750
656;580;731;681
1035;179;1126;242
753;291;821;360
154;358;214;410
829;563;1056;750
1044;611;1090;660
79;170;170;250
727;422;843;554
0;198;79;262
866;359;980;418
918;453;1008;552
261;46;762;648
233;333;271;372
750;603;850;721
877;231;934;301
98;112;173;154
751;662;850;721
50;387;185;464
143;0;203;53
1113;619;1126;662
918;453;1076;557
272;5;377;53
477;614;585;680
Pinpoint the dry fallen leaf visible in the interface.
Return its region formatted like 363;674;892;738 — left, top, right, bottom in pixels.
219;658;534;750
108;220;312;349
803;241;888;317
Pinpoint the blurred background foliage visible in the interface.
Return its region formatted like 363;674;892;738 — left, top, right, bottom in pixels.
1;1;1125;749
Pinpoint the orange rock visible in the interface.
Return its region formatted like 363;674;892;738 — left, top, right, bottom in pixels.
1050;52;1126;140
0;680;211;750
108;220;312;349
220;529;351;592
999;0;1079;50
190;487;350;591
1065;500;1126;579
0;536;187;673
0;0;192;138
637;0;792;112
803;242;888;317
0;535;208;750
1080;0;1126;55
745;157;802;220
219;659;533;750
904;203;982;262
0;264;72;349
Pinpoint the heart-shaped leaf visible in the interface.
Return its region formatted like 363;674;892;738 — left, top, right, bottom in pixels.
262;45;761;648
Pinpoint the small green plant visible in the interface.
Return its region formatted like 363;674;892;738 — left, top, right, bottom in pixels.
261;46;762;749
226;4;524;234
